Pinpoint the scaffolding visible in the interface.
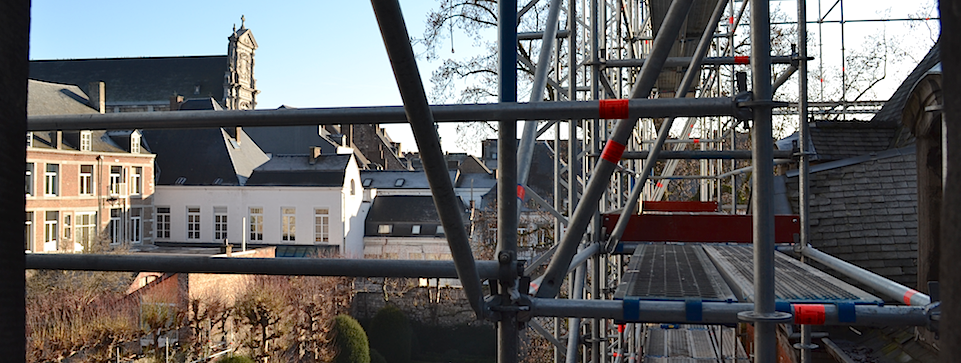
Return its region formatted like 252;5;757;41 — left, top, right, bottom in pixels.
2;0;951;362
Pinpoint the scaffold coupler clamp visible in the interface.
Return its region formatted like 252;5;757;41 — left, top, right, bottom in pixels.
925;280;941;336
733;91;753;121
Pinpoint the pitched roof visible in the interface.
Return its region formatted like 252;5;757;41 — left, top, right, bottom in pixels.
178;97;224;111
246;154;350;187
27;79;98;115
244;124;340;155
360;170;455;189
142;128;268;186
366;195;465;224
29;56;228;105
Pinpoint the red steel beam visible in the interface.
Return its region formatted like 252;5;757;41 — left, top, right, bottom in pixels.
642;201;719;212
603;213;800;243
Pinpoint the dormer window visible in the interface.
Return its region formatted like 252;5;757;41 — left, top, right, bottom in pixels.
26;132;32;148
436;225;445;235
362;178;372;187
80;131;92;152
130;132;141;154
378;224;392;234
411;225;421;234
194;85;201;95
394;179;405;187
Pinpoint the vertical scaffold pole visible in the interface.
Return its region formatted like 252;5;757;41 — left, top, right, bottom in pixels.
736;0;791;360
797;0;815;362
0;0;28;360
497;0;520;362
369;0;486;319
939;2;961;361
536;0;696;300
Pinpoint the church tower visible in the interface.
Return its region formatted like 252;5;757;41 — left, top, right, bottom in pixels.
225;16;259;110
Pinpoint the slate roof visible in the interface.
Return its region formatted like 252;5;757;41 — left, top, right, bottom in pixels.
142;128;268;186
782;147;919;288
360;170;456;189
29;56;228;105
366;195;465;224
246;154;350;187
178;97;224;111
244;125;340;155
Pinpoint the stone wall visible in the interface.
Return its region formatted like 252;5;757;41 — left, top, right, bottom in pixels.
350;278;482;327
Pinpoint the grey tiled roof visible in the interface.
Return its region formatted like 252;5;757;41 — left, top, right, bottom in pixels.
784;147;918;288
30;56;228;105
807;122;897;161
246;154;350;187
27;79;98;116
142;128;268;186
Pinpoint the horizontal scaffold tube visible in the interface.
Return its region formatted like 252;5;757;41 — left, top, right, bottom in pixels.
528;298;932;327
28;97;739;131
786;245;932;306
620;150;795;160
26;254;502;279
603;56;800;68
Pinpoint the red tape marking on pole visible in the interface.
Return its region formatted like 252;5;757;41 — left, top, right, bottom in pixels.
599;99;630;119
734;56;750;64
692;139;700;144
601;140;626;163
794;304;826;325
904;289;918;305
517;185;526;200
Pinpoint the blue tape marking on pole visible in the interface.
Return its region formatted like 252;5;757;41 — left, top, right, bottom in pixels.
837;302;856;323
623;298;640;321
685;299;703;322
775;301;792;313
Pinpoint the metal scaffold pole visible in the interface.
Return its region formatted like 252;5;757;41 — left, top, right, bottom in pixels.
496;0;520;362
369;0;486;319
737;0;792;361
0;0;28;359
797;0;815;361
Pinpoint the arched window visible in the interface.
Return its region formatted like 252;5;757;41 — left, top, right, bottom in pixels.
350;179;356;195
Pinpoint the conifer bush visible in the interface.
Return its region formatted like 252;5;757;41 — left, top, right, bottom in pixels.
333;314;371;363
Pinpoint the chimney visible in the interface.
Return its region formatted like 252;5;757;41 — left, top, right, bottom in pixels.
51;131;62;149
309;146;322;165
169;95;183;111
88;81;105;114
235;126;243;145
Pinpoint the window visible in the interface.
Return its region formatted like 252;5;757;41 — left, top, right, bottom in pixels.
394;179;405;187
109;209;122;244
130;132;141;153
249;207;263;241
109;166;123;195
314;208;329;243
282;207;296;241
436;225;445;235
26;132;32;148
214;207;228;241
44;211;58;251
25;212;33;251
362;178;372;187
76;212;96;249
130;209;142;244
175;177;187;185
156;207;171;239
63;214;71;240
350;180;356;195
187;207;201;240
130;167;142;195
79;165;93;195
44;164;59;196
80;131;92;151
378;224;392;234
25;163;33;197
411;225;421;234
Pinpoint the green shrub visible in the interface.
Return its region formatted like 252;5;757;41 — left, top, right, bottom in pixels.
367;305;412;363
218;355;255;363
333;314;370;363
370;349;387;363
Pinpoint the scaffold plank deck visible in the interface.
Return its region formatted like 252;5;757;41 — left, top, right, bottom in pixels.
614;244;736;301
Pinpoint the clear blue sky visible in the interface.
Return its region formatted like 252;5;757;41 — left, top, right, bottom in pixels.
30;1;454;152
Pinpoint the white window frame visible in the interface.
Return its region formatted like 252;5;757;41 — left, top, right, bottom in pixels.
378;224;392;234
314;208;329;243
44;211;59;251
44;164;59;196
156;207;171;239
187;207;201;240
109;209;122;245
130;166;142;195
80;131;92;152
130;132;141;153
79;164;93;195
76;212;96;249
249;207;264;241
130;209;142;244
109;166;123;195
25;211;33;251
214;207;228;241
282;207;296;241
